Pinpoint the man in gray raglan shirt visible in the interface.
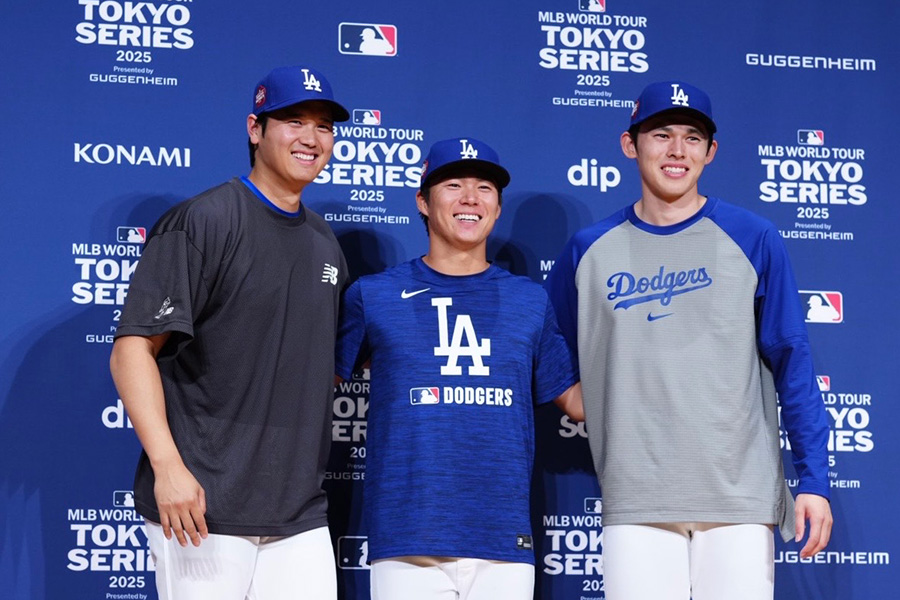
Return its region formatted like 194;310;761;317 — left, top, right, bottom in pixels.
545;81;833;600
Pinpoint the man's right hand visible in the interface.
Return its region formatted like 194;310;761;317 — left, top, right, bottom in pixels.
111;334;209;547
154;461;209;547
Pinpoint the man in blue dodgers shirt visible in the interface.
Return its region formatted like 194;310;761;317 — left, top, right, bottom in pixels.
545;81;833;600
110;66;348;600
335;137;583;599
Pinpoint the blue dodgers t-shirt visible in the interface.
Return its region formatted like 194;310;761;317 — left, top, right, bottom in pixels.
336;258;578;563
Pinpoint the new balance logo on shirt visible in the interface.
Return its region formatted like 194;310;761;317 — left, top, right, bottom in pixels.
322;264;339;285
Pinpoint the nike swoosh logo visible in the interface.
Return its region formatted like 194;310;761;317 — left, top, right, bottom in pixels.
401;288;431;299
647;312;673;321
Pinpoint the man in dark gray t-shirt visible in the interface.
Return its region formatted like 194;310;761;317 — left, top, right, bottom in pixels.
110;65;349;600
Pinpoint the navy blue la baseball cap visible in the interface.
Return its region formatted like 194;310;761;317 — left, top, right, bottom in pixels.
629;80;716;134
252;65;350;122
419;137;511;190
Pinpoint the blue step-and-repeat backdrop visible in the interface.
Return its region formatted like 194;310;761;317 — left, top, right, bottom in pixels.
1;1;897;599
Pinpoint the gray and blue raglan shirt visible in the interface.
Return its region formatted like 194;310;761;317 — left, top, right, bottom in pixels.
545;198;830;541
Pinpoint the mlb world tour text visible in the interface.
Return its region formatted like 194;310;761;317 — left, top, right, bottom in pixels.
67;508;153;578
537;11;649;72
71;243;141;307
758;145;867;206
542;513;605;596
315;126;425;189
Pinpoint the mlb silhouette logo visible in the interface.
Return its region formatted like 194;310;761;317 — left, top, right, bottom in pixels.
339;23;397;56
410;387;440;405
800;290;843;324
353;109;382;126
337;536;370;570
816;375;831;392
113;490;135;507
117;226;146;244
579;0;606;11
798;130;825;145
584;497;603;514
353;366;371;381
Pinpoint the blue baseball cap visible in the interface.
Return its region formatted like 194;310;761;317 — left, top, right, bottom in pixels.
629;81;716;134
252;65;350;122
419;137;511;190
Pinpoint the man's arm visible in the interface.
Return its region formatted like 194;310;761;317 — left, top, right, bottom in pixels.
753;226;832;554
554;382;584;422
109;334;208;547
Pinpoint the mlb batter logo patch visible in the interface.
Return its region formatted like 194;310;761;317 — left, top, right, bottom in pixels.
584;497;603;514
339;23;397;56
337;536;370;570
579;0;606;11
816;375;831;392
798;129;825;146
117;226;146;243
410;387;440;405
353;109;382;125
800;290;843;323
112;490;135;507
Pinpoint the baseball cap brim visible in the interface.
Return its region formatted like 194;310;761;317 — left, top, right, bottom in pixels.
421;160;510;190
259;98;350;123
637;107;717;135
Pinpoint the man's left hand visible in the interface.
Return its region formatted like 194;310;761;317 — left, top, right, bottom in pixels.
795;493;833;558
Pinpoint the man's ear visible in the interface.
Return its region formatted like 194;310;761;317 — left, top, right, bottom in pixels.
415;190;429;219
247;114;262;144
704;139;719;165
621;130;638;159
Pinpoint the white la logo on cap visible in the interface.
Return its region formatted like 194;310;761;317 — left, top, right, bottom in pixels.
301;68;322;92
670;83;689;107
459;139;478;159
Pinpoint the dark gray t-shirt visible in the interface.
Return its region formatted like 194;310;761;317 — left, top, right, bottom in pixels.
115;177;347;536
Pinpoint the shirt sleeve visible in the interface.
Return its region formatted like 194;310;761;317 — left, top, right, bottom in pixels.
756;227;831;500
335;280;369;380
532;295;580;405
114;228;208;358
544;238;580;359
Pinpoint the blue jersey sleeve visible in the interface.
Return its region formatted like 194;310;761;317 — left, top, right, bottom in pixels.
533;296;580;405
544;237;581;359
712;201;830;500
335;280;369;380
754;226;830;500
